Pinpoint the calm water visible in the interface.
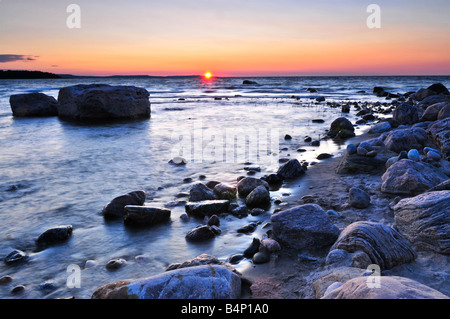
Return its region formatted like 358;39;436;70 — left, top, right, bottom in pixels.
0;75;448;298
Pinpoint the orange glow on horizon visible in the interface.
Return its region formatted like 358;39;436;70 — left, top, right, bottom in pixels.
204;72;212;79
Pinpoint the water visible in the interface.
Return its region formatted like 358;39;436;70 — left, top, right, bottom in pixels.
0;75;449;298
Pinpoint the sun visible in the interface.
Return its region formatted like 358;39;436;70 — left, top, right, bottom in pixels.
204;72;212;79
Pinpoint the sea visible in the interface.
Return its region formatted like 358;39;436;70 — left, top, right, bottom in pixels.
0;75;449;298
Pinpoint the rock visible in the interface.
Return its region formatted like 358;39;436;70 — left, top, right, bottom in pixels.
277;159;305;180
123;206;171;226
348;187;370;209
313;267;366;298
237;222;258;234
393;102;419;125
317;153;333;160
438;104;450;120
252;247;270;264
329;221;416;270
262;173;283;185
0;275;13;285
373;87;386;97
407;149;420;162
166;254;238;274
237;177;269;197
284;134;292;140
394;191;450;254
206;214;220;227
57;84;151;120
38;281;58;293
336;145;397;174
271;204;340;250
245;185;270;208
213;183;237;200
230;206;249;218
427;180;450;192
417;95;447;109
105;258;127;270
92;265;241;299
357;146;368;156
383;127;428;154
427;119;450;159
185;225;217;242
185;200;230;218
243;238;261;258
169;156;187;165
243;80;257;85
415;88;437;101
102;190;146;219
9;93;58;117
328;117;355;139
369;121;391;134
316;96;325;102
427;83;450;95
347;144;357;155
381;159;448;196
322;276;449;299
36;225;73;247
4;249;28;265
261;238;281;253
228;254;244;264
189;183;217;202
421;103;447;122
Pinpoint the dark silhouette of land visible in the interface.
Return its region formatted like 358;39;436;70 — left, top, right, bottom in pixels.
0;70;61;79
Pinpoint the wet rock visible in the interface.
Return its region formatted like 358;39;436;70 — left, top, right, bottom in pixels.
185;200;230;218
271;204;340;250
189;183;217;202
394;190;450;254
213;183;237;200
381;159;448;196
123;205;171;226
228;254;244;264
169;156;187;165
252;247;271;264
421;103;447;122
206;214;220;227
57;84;151;120
336;145;397;174
102;190;146;219
9;92;58;117
243;238;261;258
262;173;283;185
237;222;258;234
317;153;333;160
277;159;305;180
322;276;448;299
407;149;420;162
230;206;249;218
0;275;13;285
393;102;419;125
4;249;28;265
166;254;238;274
106;258;127;270
347;144;357;155
261;238;281;253
92;265;241;299
328;117;355;139
427;83;450;95
369;121;391;134
185;225;216;242
329;221;416;270
438;104;450;120
243;80;257;85
373;87;386;97
237;177;269;197
245;185;271;208
36;225;73;247
348;187;370;209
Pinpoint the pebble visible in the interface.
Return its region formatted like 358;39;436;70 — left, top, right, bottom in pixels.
347;144;357;155
10;285;25;295
106;258;127;270
427;150;441;161
0;275;13;285
407;149;420;162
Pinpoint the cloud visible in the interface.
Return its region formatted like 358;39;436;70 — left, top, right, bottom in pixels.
0;54;38;63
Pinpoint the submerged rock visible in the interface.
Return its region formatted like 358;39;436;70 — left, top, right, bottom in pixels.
36;225;73;247
4;249;28;265
322;276;448;299
9;92;58;117
92;265;241;299
57;84;151;120
271;204;340;250
185;225;217;242
328;221;416;270
394;190;450;254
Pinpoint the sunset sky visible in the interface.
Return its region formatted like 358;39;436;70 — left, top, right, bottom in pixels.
1;0;449;76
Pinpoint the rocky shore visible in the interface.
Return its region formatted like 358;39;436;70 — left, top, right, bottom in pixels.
3;82;450;299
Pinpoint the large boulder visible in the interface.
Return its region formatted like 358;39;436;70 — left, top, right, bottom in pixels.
327;117;355;139
322;276;448;299
336;145;397;174
427;119;450;159
328;221;416;270
57;84;151;120
383;127;428;153
393;103;419;125
438;104;450;120
421;103;447;122
91;265;241;299
270;204;340;250
245;185;271;208
10;92;58;117
381;159;448;196
394;191;450;254
101;191;146;219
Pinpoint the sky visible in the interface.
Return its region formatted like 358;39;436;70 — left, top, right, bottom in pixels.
0;0;449;76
